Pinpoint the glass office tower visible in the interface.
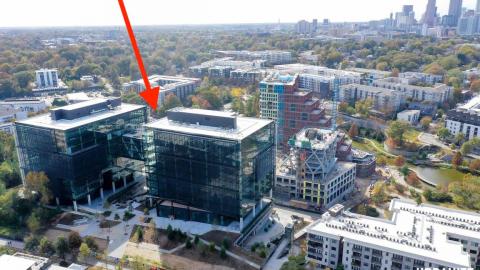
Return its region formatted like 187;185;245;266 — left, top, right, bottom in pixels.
14;98;147;204
144;108;275;227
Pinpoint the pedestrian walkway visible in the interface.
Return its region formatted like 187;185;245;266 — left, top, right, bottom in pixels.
0;237;24;250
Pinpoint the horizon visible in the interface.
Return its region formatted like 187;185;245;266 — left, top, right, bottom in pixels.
0;0;478;28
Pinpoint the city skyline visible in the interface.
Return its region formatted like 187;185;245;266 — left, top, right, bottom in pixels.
0;0;478;27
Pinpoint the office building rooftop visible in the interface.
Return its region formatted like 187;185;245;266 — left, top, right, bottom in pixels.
145;107;272;140
16;98;145;131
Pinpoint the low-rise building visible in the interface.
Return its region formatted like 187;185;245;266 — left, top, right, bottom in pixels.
275;128;356;209
33;68;68;95
339;84;406;116
305;199;480;269
0;98;47;114
216;50;293;65
189;57;265;83
274;64;362;86
122;75;200;105
0;253;48;270
397;109;421;125
350;149;376;178
347;68;391;85
373;77;452;106
399;72;444;85
446;95;480;139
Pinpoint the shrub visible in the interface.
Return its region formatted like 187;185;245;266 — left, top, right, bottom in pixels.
209;242;216;252
220;246;227;259
185;238;192;249
222;238;230;250
194;235;199;245
114;213;120;220
102;211;112;217
84;236;99;252
259;249;267;258
423;189;452;203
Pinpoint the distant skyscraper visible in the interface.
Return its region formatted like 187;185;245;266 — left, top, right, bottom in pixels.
403;5;414;15
424;0;437;27
448;0;463;26
477;0;480;13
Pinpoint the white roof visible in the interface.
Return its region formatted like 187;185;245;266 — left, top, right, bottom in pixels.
307;199;479;268
459;95;480;113
66;92;91;102
145;110;272;141
16;102;145;131
0;254;36;270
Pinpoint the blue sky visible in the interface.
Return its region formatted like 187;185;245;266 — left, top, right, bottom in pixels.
0;0;478;27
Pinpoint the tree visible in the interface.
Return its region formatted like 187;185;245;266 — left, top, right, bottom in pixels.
394;156;405;167
452;152;463;168
26;213;41;233
437;128;451;141
348;123;359;138
354;99;372;117
454;133;466;145
371;183;387;204
39;237;54;256
14;71;34;89
220;246;227;259
194;235;199;245
471;80;480;92
386;121;410;146
420;116;432;130
470;160;480;172
209;241;216;252
84;236;99;252
134;226;143;243
400;165;409;176
24;236;40;252
68;231;82;250
79;243;91;263
159;93;182;115
55;236;69;260
185;238;192;249
406;172;421;187
423;62;445;75
24;171;52;205
376;156;387;167
461;137;480;155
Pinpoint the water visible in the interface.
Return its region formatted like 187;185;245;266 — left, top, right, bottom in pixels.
410;166;467;187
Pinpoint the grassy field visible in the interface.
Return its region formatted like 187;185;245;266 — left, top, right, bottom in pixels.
404;129;421;144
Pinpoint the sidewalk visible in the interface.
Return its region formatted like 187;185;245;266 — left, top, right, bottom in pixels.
0;237;24;250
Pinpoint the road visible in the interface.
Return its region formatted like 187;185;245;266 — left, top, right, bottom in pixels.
263;239;289;270
418;132;450;150
0;237;24;249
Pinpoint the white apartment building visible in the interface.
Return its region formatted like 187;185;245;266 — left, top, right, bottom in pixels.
33;69;68;94
306;199;480;270
35;69;59;88
347;68;391;85
275;128;356;209
122;75;200;105
399;72;444;85
275;64;362;85
216;50;293;65
0;99;47;114
339;84;406;115
397;110;421;125
373;77;452;104
446;96;480;139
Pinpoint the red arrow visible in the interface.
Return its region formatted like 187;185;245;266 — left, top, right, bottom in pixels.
118;0;160;110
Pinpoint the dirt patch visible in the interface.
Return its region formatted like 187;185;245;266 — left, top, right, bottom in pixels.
173;245;256;270
99;219;121;229
201;230;264;265
124;243;236;270
43;228;71;242
57;213;88;226
130;225;184;250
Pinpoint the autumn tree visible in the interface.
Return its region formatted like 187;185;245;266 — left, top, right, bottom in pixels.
471;80;480;92
452;152;463;168
469;159;480;172
348;123;359;138
420;116;432;130
386;121;410;146
394;155;405;167
437;128;451;141
24;171;52;205
406;172;421;187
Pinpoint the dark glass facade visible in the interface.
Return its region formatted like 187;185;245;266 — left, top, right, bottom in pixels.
15;107;147;202
144;121;275;221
